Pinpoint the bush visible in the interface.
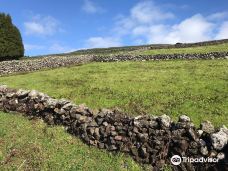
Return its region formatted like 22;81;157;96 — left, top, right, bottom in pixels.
0;13;24;60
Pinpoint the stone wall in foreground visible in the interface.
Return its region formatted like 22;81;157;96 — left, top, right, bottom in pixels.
0;85;227;171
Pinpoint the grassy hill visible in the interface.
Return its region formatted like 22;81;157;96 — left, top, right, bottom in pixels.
0;41;228;170
0;60;227;126
0;112;142;171
142;43;228;55
32;39;228;57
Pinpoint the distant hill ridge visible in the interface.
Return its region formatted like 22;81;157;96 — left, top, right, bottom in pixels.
44;39;228;57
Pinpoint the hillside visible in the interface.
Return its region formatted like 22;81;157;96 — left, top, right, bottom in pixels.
1;60;227;126
33;39;228;57
0;40;228;170
0;112;142;170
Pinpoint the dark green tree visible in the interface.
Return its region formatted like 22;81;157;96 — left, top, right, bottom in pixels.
0;13;24;60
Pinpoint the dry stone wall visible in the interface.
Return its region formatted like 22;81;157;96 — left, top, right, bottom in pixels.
0;55;93;76
0;52;228;76
93;52;228;62
0;85;227;171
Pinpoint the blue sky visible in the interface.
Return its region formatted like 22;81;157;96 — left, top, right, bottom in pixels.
0;0;228;56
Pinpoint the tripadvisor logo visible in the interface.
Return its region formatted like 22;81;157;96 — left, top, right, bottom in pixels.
170;155;219;165
171;155;182;165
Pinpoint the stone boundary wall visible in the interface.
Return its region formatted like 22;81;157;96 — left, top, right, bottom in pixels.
0;85;227;170
93;51;228;62
0;52;228;76
0;55;93;76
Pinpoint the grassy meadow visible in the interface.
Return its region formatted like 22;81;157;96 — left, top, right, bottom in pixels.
0;60;227;127
0;112;143;171
0;58;227;170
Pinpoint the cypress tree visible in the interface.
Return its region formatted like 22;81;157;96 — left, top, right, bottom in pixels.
0;13;24;60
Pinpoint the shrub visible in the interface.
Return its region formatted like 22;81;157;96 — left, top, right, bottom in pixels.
0;13;24;60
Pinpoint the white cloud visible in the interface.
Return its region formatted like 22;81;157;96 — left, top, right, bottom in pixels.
24;44;45;51
208;12;228;20
130;1;174;24
48;43;73;53
144;25;169;43
114;1;174;36
163;14;214;43
111;1;228;44
82;0;104;14
86;37;122;48
24;14;62;36
114;15;135;36
215;21;228;39
24;22;44;35
24;43;75;55
132;14;214;44
132;26;150;36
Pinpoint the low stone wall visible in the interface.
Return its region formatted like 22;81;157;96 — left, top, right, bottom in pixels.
0;51;228;76
0;85;227;170
93;51;228;62
0;55;93;76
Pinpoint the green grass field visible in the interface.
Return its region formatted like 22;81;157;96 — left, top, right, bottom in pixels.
0;59;227;170
0;60;227;126
142;43;228;55
0;112;143;171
